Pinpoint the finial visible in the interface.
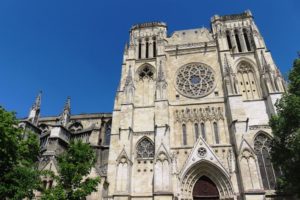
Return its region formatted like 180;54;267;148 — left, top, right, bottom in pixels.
124;43;128;54
261;50;267;66
32;91;42;110
157;60;165;81
125;65;133;87
28;91;42;125
59;96;71;126
224;54;232;74
64;96;71;112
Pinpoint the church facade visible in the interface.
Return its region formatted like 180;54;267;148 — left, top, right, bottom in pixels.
21;10;287;200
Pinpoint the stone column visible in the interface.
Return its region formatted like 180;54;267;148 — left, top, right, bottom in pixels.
149;42;153;58
141;39;145;59
230;29;237;53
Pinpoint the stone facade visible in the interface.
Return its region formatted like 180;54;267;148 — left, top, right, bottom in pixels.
21;10;287;200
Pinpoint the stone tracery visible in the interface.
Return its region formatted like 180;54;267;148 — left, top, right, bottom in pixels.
254;133;277;190
137;64;155;80
174;106;224;122
175;63;215;98
136;138;155;159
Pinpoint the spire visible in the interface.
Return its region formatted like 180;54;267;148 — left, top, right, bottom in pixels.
64;96;71;112
224;54;232;75
124;43;128;54
124;66;135;103
157;60;166;82
261;50;270;73
33;91;42;110
261;50;267;67
59;96;71;126
156;60;168;100
124;65;133;87
28;91;42;125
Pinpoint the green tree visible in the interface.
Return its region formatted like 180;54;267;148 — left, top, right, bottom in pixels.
0;106;41;199
41;140;100;200
270;58;300;197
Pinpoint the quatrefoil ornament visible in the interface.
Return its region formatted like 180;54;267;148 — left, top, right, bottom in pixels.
197;147;207;158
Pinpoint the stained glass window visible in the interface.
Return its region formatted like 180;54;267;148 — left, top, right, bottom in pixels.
175;63;215;98
254;133;277;190
136;138;154;159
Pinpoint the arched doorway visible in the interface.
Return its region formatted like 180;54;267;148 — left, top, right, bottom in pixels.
193;176;219;200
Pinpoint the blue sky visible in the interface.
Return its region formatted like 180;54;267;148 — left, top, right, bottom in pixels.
0;0;299;118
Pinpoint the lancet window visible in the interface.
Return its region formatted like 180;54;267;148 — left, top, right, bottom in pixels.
104;121;111;145
182;124;187;145
138;39;142;59
213;122;219;144
243;28;251;51
254;133;278;190
234;29;242;52
201;123;206;141
136;137;154;159
194;123;199;140
226;30;232;50
153;37;157;57
145;38;149;58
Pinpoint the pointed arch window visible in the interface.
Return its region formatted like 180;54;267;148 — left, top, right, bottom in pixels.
237;62;260;100
194;123;199;140
243;28;251;51
201;123;206;141
226;30;232;50
182;124;187;145
234;29;242;52
138;39;142;59
213;122;219;144
145;38;149;58
104;121;111;145
152;37;157;57
254;133;278;190
136;137;154;159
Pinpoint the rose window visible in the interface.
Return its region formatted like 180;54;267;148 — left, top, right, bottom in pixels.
175;63;216;98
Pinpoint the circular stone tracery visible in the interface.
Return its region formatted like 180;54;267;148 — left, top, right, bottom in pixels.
197;147;207;158
175;63;216;98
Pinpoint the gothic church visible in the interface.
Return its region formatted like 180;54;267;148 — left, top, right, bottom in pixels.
20;10;286;200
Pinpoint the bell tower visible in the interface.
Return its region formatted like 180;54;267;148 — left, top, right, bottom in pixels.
211;10;286;199
107;22;173;200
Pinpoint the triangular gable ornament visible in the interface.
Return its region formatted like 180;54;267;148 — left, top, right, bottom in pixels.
154;142;171;163
179;136;229;179
116;148;132;165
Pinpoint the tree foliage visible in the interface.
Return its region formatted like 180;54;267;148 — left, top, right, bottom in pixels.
270;58;300;197
41;140;100;200
0;106;41;199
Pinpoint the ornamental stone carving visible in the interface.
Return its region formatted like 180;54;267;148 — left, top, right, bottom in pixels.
197;147;207;158
174;106;224;122
175;63;216;98
136;138;155;159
